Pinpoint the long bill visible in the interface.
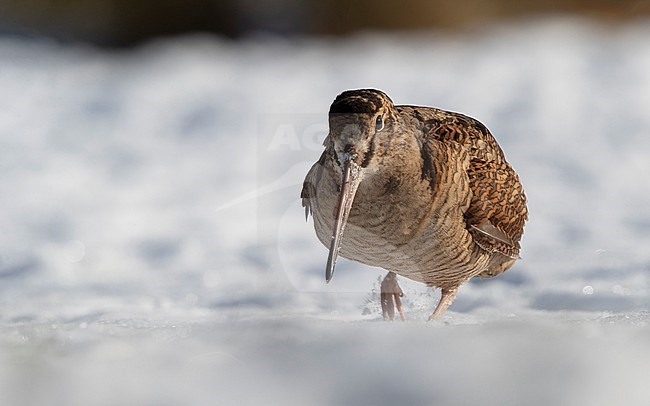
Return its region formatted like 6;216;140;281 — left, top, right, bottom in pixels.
325;157;363;283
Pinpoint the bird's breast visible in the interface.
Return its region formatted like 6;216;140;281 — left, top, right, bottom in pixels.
312;167;433;266
310;157;489;286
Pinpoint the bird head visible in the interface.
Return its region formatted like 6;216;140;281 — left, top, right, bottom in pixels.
328;88;398;170
324;89;398;282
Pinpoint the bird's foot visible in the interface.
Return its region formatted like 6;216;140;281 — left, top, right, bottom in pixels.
380;272;405;321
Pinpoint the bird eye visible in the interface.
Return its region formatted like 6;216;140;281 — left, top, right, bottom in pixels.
375;115;384;132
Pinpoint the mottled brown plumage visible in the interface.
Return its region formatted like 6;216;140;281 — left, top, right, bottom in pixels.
301;89;528;320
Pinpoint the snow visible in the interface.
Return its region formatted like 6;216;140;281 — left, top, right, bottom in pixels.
1;17;649;405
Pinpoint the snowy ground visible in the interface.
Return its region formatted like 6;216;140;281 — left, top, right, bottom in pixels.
1;17;649;405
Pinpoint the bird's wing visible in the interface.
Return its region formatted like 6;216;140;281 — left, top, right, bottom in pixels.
301;150;328;220
401;106;528;258
463;154;528;258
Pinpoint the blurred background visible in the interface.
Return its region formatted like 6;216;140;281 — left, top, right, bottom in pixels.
1;0;650;46
2;2;650;406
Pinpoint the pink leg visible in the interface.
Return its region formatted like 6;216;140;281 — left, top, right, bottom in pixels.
385;294;395;320
394;294;406;321
428;287;458;321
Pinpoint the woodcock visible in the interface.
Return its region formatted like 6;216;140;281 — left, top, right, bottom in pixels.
301;89;528;320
